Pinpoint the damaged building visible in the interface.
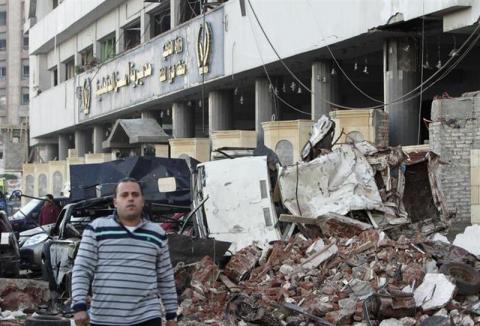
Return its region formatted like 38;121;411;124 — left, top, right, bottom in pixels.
22;0;480;218
5;0;480;323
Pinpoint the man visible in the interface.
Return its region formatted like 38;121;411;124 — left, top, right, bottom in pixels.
71;178;177;326
38;194;60;225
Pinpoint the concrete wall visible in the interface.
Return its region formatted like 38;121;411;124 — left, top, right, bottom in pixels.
429;94;480;233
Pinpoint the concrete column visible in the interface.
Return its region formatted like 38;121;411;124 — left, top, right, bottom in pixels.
58;135;69;160
93;126;106;154
141;11;151;43
384;38;419;146
255;79;274;145
311;61;339;121
75;130;87;157
208;90;233;135
170;0;182;28
172;102;194;138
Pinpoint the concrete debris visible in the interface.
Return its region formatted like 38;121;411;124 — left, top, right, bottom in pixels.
278;144;383;218
453;224;480;257
176;226;480;325
414;273;456;311
0;279;49;312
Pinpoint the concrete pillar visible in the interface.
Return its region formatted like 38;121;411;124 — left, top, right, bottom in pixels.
58;135;69;160
75;130;87;157
141;11;151;43
311;61;339;121
208;90;233;135
255;79;274;145
93;126;106;154
172;102;194;138
384;38;419;146
170;0;182;28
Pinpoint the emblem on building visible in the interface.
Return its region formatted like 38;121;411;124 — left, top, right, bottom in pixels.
82;78;91;115
196;22;212;75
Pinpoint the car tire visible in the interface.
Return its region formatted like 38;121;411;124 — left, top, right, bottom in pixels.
439;262;480;295
25;315;71;326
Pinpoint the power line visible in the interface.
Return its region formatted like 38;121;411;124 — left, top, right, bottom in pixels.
305;0;384;104
247;0;480;111
247;7;310;116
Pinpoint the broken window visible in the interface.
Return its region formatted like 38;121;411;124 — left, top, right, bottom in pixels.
100;34;116;62
51;66;58;87
124;20;141;51
64;57;74;80
150;6;170;38
80;46;95;70
180;0;201;24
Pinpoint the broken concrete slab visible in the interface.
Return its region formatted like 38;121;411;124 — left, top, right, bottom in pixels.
278;144;383;218
453;225;480;257
414;273;456;311
319;213;373;238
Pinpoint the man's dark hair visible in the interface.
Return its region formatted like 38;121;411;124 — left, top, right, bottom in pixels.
46;194;54;201
113;177;144;197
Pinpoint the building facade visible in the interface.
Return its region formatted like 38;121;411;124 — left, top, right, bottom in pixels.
0;0;29;175
25;1;480;204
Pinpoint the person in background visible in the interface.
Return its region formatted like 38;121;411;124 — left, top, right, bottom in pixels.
38;194;60;226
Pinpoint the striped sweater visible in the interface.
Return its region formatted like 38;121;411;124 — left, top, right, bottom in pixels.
71;214;178;325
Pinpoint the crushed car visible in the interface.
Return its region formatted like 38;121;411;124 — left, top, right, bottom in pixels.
0;210;20;277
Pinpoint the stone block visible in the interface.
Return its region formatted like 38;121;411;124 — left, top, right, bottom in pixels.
472;167;480;186
472;187;480;205
472;205;480;224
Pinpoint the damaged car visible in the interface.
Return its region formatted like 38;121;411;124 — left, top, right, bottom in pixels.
0;210;20;277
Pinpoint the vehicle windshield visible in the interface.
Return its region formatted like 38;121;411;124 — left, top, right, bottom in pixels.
10;199;43;220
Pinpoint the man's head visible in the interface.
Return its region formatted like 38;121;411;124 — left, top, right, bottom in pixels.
45;194;54;206
113;178;145;223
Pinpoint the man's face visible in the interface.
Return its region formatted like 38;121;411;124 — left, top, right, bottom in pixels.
113;181;144;221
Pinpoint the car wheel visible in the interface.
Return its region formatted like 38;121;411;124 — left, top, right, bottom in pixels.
439;261;480;295
25;315;71;326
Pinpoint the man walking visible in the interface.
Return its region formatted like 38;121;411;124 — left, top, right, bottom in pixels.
71;178;177;326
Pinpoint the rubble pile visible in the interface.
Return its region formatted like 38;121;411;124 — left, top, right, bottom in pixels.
0;279;50;324
176;227;480;325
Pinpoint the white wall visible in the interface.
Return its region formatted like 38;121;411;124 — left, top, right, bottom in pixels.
29;79;76;138
222;0;478;75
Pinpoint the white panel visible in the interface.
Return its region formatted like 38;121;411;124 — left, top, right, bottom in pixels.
29;79;76;138
77;25;95;52
59;37;76;62
199;156;280;253
96;8;117;40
